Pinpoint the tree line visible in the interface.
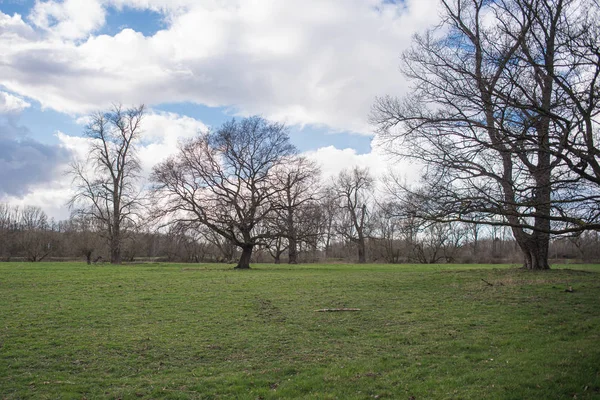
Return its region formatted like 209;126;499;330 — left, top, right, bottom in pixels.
3;199;600;265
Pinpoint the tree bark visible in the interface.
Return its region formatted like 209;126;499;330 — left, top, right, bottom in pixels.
110;233;121;265
357;234;366;264
235;245;253;269
518;237;550;270
111;192;122;264
286;205;299;264
288;234;298;264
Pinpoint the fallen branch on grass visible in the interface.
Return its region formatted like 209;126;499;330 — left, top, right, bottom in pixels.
481;279;503;287
314;308;361;312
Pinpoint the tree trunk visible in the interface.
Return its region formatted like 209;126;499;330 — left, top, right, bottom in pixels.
235;245;253;269
110;236;121;264
519;236;550;270
288;234;298;264
111;191;121;265
286;205;298;264
357;235;366;264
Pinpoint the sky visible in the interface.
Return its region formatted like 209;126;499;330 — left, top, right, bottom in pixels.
0;0;440;220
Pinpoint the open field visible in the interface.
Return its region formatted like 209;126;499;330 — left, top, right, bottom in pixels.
0;262;599;399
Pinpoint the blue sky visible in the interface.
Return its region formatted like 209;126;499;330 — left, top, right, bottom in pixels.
0;0;32;16
0;0;437;218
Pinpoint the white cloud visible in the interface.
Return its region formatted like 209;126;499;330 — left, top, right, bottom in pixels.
0;91;31;113
137;111;208;176
0;0;441;134
1;179;74;221
29;0;107;40
305;144;421;184
55;130;90;160
0;11;37;40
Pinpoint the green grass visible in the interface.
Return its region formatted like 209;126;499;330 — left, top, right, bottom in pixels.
0;262;599;399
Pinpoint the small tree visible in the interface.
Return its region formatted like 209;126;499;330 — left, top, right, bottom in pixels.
152;116;297;269
68;104;145;264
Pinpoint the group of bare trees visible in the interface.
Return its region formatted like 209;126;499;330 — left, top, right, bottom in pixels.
149;118;379;268
0;204;57;262
3;186;600;264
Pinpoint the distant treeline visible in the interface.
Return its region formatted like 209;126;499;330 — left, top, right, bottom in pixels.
1;203;598;264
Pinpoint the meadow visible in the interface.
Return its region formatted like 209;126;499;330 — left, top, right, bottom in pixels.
0;262;599;399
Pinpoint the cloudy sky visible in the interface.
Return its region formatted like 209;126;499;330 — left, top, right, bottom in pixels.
0;0;439;220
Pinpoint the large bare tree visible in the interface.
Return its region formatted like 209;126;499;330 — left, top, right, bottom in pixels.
68;104;145;264
151;116;297;269
371;0;599;269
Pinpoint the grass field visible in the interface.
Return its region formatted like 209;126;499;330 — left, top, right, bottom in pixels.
0;262;599;399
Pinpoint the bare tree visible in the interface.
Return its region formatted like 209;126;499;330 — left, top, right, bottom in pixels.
202;229;238;263
16;206;54;262
331;167;374;263
371;0;600;269
0;203;17;260
65;215;102;264
316;187;338;259
151;116;297;269
266;235;288;264
68;104;145;264
271;157;321;264
412;222;466;264
370;201;404;263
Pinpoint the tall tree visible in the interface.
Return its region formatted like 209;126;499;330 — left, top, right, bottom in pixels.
317;187;339;259
68;104;145;264
331;167;374;264
271;156;321;264
151;116;297;269
371;0;599;269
